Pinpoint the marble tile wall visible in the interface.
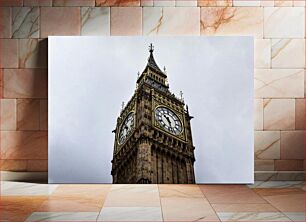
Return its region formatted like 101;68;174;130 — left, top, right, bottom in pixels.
0;0;304;181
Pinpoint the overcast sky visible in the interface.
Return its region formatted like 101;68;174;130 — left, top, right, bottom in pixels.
49;36;253;183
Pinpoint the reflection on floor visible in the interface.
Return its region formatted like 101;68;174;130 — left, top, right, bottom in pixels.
0;181;304;221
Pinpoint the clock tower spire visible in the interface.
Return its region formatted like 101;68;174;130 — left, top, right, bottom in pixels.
137;43;169;94
111;44;196;184
149;43;154;53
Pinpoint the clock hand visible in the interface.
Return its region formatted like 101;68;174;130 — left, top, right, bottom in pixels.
163;115;171;126
167;116;174;127
124;126;129;134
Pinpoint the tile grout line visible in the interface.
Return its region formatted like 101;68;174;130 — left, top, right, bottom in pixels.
157;184;165;222
252;188;294;221
197;184;223;222
199;184;296;221
95;185;109;221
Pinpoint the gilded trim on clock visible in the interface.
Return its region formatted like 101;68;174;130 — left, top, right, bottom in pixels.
152;102;186;142
116;107;136;149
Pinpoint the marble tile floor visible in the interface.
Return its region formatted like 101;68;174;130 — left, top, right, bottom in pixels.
0;181;304;221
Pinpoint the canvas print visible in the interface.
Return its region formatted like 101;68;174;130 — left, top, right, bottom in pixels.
48;36;253;184
111;44;195;184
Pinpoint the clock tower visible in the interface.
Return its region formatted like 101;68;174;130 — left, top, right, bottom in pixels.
111;44;196;184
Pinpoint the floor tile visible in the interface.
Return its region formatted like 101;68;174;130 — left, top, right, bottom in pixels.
212;203;278;212
255;188;305;212
1;181;58;196
217;212;291;221
199;185;266;204
97;207;163;221
158;184;204;198
254;188;304;196
37;196;104;212
161;197;219;221
0;196;47;221
52;184;111;199
283;212;305;221
103;184;160;207
248;181;304;189
25;212;99;221
1;182;305;222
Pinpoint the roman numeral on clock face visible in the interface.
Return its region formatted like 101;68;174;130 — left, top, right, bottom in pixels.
155;107;182;135
118;112;135;145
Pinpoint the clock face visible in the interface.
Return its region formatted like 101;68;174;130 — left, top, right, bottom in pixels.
155;107;182;135
118;112;135;145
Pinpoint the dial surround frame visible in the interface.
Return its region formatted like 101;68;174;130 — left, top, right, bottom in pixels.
152;99;187;142
155;106;183;136
117;111;135;145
